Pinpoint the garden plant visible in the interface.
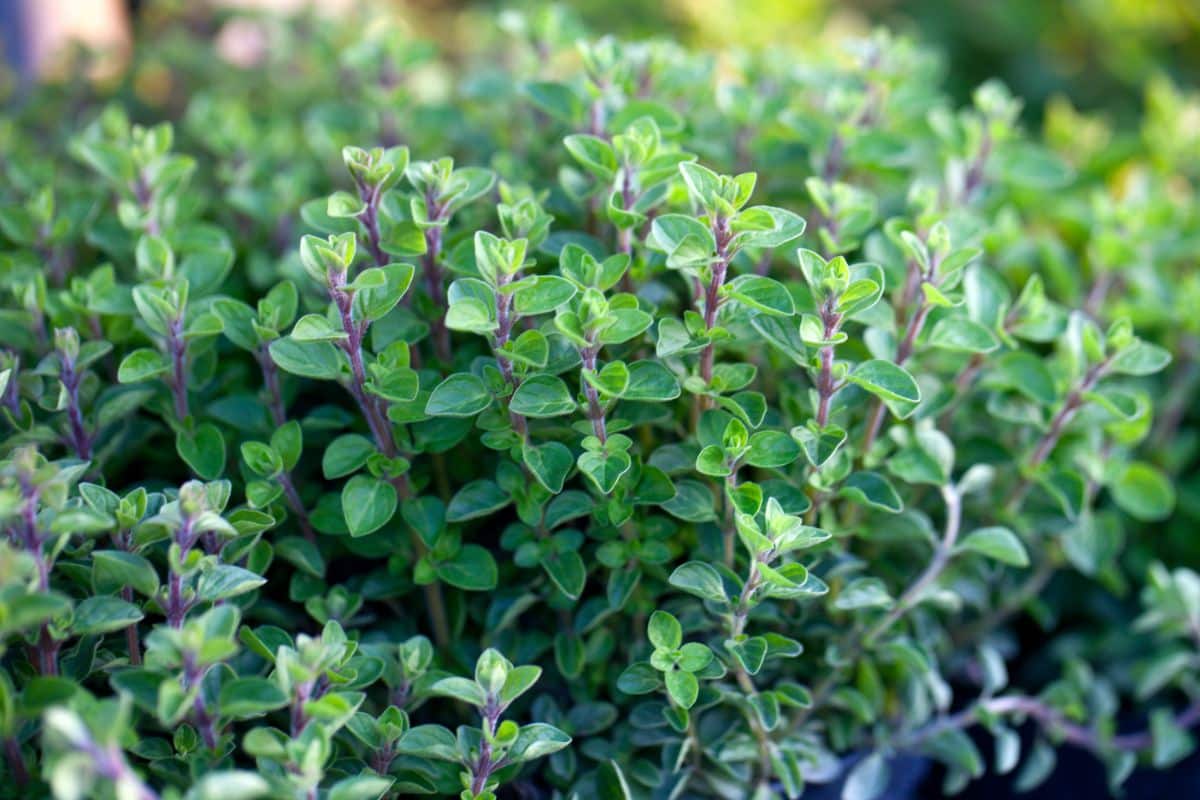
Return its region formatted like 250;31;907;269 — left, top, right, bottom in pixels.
0;5;1198;800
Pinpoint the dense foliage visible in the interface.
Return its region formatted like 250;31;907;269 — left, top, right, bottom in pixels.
1;6;1198;800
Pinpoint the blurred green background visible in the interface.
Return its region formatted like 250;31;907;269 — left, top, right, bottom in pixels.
9;0;1199;129
471;0;1200;122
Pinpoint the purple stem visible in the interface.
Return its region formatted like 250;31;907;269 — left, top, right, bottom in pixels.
470;702;504;795
83;739;160;800
904;696;1200;755
277;470;316;543
356;183;388;271
494;272;528;439
328;270;447;647
696;216;732;411
166;317;189;421
860;254;937;455
257;345;287;429
182;651;219;751
421;194;452;363
815;300;842;428
1005;360;1109;512
166;517;197;629
3;738;27;786
580;346;608;443
59;351;92;461
19;480;59;675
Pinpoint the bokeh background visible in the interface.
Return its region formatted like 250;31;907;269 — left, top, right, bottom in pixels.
4;0;1200;128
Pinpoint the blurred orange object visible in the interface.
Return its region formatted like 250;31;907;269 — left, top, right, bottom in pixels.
22;0;132;80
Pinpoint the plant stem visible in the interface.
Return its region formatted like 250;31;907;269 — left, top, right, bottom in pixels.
493;271;528;439
3;737;27;786
165;515;197;629
722;470;739;568
166;316;189;421
1005;360;1108;512
580;346;608;443
952;554;1057;648
86;740;160;800
420;195;452;363
860;297;932;456
182;651;219;751
356;182;388;271
58;350;92;461
730;552;774;784
901;694;1200;755
328;273;449;647
277;469;316;543
816;301;842;426
18;479;60;675
794;485;961;730
256;344;287;429
470;703;503;795
696;216;732;415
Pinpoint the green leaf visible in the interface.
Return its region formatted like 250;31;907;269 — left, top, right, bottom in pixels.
723;275;795;316
928;316;999;353
396;724;458;761
218;677;289;719
176;424;226;480
92;550;159;597
648;610;682;650
846;360;921;418
117;349;169;383
71;596;142;635
523;81;584;125
327;775;396;800
342;476;398;537
664;669;699;709
323;434;376;479
507;722;571;764
542;550;586;600
271;421;303;471
426;373;492;417
839;472;903;513
663;480;717;522
510;375;576;418
843;753;890;800
1151;708;1194;768
270;338;342;380
957;527;1029;567
523;441;574;493
993;351;1056;406
430;676;487;707
291;313;347;343
669;561;729;603
435;544;498;591
183;772;271;800
240;441;282;477
1109;341;1171;376
623;361;681;402
616;662;659;695
578;448;633;494
197;564;267;601
731;206;806;249
511;275;578;315
564;134;618;180
446;480;510;522
791;424;846;468
356;263;415;322
1111;462;1175;521
744;430;801;468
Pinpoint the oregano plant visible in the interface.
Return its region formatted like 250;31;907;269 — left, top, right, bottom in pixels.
0;6;1196;800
